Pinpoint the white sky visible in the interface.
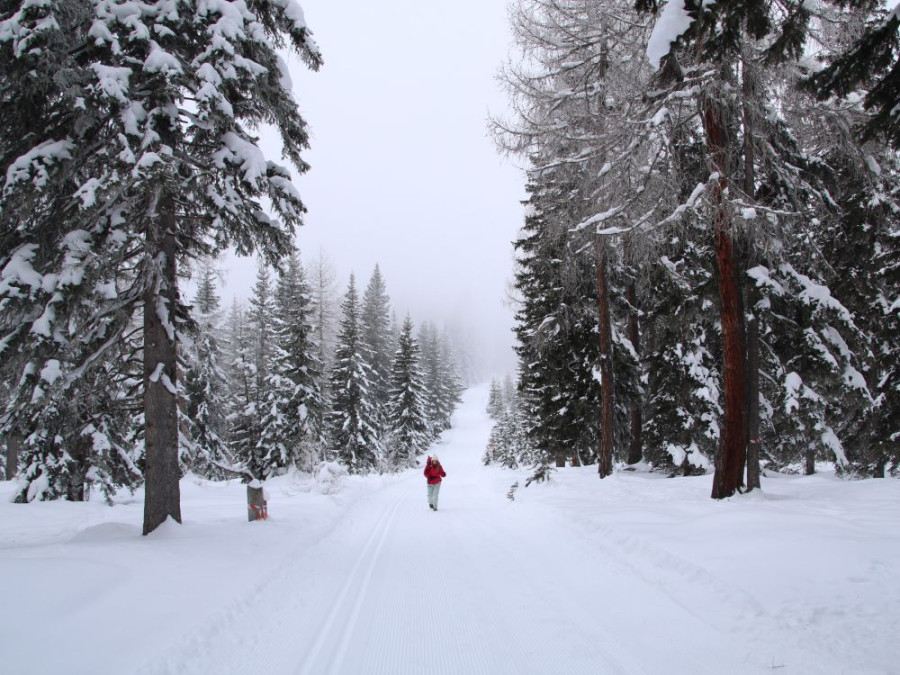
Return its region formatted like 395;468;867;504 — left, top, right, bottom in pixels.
220;0;526;376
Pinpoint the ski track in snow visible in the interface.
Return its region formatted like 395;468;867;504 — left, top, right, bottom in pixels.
7;384;897;674
135;386;761;675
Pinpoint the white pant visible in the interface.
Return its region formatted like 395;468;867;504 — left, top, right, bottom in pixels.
427;482;442;509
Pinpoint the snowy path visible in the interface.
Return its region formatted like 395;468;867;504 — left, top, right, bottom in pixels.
136;387;763;675
3;384;898;674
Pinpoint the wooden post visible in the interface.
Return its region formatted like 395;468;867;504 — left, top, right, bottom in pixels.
247;482;267;521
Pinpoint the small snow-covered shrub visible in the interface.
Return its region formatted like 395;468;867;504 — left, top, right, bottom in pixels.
314;461;348;494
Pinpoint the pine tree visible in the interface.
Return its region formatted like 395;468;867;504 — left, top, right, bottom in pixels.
232;264;278;479
642;231;721;474
0;0;322;533
486;378;504;420
329;275;382;473
384;316;430;470
485;374;537;469
804;3;900;147
10;328;142;503
419;322;459;436
248;262;276;397
223;299;259;473
360;264;393;430
511;179;602;470
256;253;326;476
182;259;235;479
308;250;339;391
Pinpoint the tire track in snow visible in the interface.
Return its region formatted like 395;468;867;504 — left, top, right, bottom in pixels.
296;492;405;675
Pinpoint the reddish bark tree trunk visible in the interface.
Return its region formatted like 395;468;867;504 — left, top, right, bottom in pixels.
704;95;748;499
596;237;614;478
143;191;182;535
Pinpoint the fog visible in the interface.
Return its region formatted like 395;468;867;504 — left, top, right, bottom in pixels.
219;0;525;380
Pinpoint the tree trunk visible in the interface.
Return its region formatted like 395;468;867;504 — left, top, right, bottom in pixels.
805;447;816;475
67;433;90;501
5;433;19;480
741;49;761;493
143;191;182;535
555;450;566;468
626;277;643;465
744;274;762;491
704;94;748;499
596;237;614;479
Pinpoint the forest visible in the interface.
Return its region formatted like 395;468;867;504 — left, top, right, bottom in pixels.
0;0;465;534
1;0;898;543
483;0;899;494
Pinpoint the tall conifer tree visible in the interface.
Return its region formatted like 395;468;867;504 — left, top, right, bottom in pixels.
0;0;322;532
329;275;381;473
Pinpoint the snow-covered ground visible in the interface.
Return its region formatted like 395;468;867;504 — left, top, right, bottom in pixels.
1;384;898;674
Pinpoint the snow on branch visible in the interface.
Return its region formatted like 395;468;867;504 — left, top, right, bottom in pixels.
212;132;268;185
0;244;44;297
646;0;695;70
4;139;73;194
572;206;623;233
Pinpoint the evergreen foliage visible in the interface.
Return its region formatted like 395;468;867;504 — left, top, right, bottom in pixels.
360;264;393;432
329;275;382;474
182;260;235;479
384;316;431;470
256;253;326;476
491;0;900;489
0;0;322;530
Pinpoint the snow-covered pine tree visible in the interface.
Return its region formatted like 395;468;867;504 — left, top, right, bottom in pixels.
789;11;900;475
418;322;463;436
804;2;900;147
360;264;393;432
8;322;142;503
182;259;235;479
485;373;537;469
329;275;382;473
248;262;276;397
495;0;649;477
308;250;339;391
486;378;504;420
384;315;430;471
256;253;326;477
436;328;464;429
0;0;322;533
642;236;721;475
223;298;260;472
511;178;602;470
229;265;277;479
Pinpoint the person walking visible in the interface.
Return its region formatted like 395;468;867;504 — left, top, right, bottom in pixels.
424;454;446;511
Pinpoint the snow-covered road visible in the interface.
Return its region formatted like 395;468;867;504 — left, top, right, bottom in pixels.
135;387;762;675
2;384;898;674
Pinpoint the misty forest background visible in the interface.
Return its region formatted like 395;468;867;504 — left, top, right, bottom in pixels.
1;0;899;534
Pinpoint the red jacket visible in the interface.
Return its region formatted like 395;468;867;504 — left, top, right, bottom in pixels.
424;460;446;485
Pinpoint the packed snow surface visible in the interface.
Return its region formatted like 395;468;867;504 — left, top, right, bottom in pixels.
1;384;898;674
